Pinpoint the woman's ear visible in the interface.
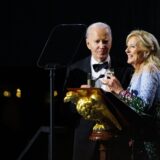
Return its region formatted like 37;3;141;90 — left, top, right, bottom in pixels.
143;51;149;58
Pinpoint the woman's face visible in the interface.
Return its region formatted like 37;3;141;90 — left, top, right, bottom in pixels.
125;36;145;68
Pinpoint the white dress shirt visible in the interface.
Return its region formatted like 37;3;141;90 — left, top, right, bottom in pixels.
91;55;111;90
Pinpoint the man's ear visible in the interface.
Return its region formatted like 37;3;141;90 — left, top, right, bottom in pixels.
86;39;90;49
109;41;112;51
109;43;112;49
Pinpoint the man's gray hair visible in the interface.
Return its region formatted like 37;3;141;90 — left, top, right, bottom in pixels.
85;22;112;38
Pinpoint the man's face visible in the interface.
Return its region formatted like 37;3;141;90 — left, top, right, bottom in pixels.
86;27;112;62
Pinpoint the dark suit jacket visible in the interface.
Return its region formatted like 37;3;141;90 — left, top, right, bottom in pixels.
66;56;133;160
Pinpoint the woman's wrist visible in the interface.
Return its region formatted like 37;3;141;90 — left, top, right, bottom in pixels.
117;89;125;95
113;88;124;95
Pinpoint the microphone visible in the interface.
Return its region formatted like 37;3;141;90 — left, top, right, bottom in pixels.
87;73;92;87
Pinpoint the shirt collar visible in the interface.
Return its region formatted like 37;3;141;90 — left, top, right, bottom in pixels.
91;55;111;66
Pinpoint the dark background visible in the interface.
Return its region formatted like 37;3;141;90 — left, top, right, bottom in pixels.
1;0;160;159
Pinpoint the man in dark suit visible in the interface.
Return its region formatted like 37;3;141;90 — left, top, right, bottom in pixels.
66;22;133;160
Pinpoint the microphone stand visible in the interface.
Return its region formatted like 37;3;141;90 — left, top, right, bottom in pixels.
47;64;56;160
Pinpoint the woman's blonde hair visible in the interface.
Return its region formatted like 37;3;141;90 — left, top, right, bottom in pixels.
126;30;160;71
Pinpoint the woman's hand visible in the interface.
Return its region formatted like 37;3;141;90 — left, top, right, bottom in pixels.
101;75;124;94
